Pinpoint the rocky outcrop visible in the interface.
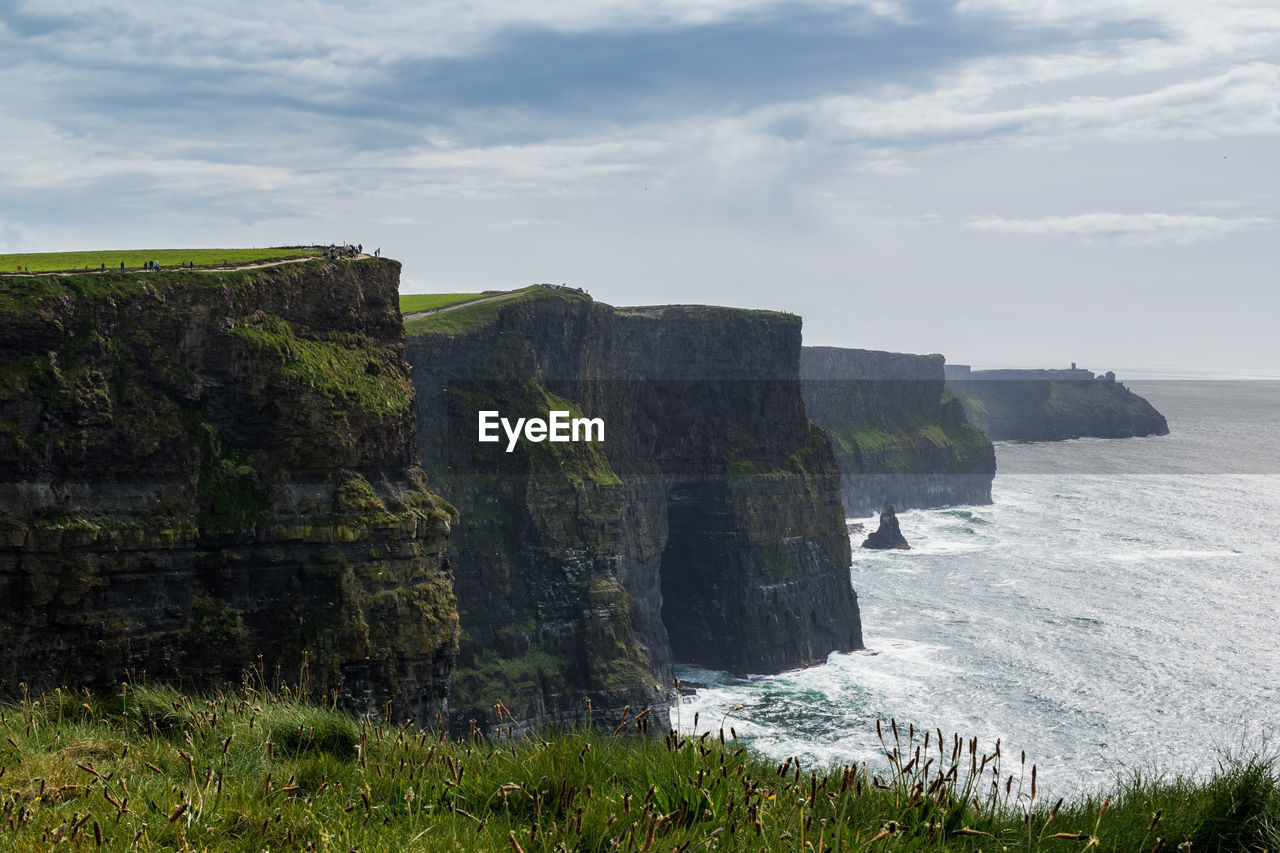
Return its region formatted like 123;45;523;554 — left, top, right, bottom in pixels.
800;347;996;516
406;289;862;730
861;506;910;550
0;260;458;721
945;365;1169;441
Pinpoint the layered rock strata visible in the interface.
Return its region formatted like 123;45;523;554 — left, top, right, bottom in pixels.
944;366;1169;440
406;289;862;731
0;260;458;721
800;347;996;516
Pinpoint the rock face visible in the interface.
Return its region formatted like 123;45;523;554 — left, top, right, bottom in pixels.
944;366;1169;441
406;289;862;730
800;347;996;516
861;506;910;550
0;260;458;721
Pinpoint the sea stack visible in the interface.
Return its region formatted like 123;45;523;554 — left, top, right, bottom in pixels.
862;505;910;550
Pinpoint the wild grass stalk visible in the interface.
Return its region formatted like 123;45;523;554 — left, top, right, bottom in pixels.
0;682;1275;851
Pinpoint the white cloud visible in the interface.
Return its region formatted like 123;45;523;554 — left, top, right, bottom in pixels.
4;0;1280;368
966;212;1277;242
785;61;1280;154
0;117;299;194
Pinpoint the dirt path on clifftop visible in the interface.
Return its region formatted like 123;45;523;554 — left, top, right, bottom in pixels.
189;253;374;271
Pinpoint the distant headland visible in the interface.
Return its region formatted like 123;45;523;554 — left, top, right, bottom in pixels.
945;363;1170;441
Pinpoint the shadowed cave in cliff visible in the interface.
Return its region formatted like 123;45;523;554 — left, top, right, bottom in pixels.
655;479;861;676
658;493;724;668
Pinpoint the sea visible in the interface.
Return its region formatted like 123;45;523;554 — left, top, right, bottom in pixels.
678;380;1280;798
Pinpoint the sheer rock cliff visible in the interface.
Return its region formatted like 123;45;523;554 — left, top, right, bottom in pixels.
406;289;862;731
800;347;996;516
0;260;458;721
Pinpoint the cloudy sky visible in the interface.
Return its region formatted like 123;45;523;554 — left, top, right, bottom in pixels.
3;0;1278;372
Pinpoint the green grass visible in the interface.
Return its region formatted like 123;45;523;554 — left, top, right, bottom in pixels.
404;286;585;337
399;293;489;314
2;683;1276;851
825;412;989;462
227;312;412;420
0;259;360;330
0;247;318;273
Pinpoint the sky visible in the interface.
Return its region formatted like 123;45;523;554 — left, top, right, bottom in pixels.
3;0;1278;372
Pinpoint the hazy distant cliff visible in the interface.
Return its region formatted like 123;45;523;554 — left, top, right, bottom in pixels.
801;347;995;516
406;289;862;730
945;365;1169;441
0;260;458;719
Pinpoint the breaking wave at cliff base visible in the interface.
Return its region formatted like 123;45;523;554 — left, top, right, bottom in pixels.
679;380;1280;796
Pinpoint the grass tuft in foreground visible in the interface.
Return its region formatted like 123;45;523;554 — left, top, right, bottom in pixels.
1;680;1276;851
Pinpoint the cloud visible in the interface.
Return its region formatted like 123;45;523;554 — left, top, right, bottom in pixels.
762;58;1280;159
2;0;1274;211
966;212;1278;242
3;0;1280;370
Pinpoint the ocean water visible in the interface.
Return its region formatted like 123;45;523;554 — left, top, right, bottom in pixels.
678;381;1280;797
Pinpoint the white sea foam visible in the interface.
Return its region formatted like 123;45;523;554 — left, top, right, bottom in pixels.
1104;549;1244;561
680;382;1280;795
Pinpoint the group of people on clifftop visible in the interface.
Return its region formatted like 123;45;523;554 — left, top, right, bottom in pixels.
323;243;382;260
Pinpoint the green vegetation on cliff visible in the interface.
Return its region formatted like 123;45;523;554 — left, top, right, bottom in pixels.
185;411;269;532
229;311;412;419
823;404;991;473
403;286;589;337
0;258;383;324
451;644;571;711
399;292;487;314
2;684;1276;852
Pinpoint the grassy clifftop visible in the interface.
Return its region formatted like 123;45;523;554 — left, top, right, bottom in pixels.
0;247;318;273
403;286;590;337
1;683;1276;852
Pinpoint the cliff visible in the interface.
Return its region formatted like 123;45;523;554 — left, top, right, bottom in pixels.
944;365;1169;441
800;347;995;516
0;260;458;720
406;289;862;730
